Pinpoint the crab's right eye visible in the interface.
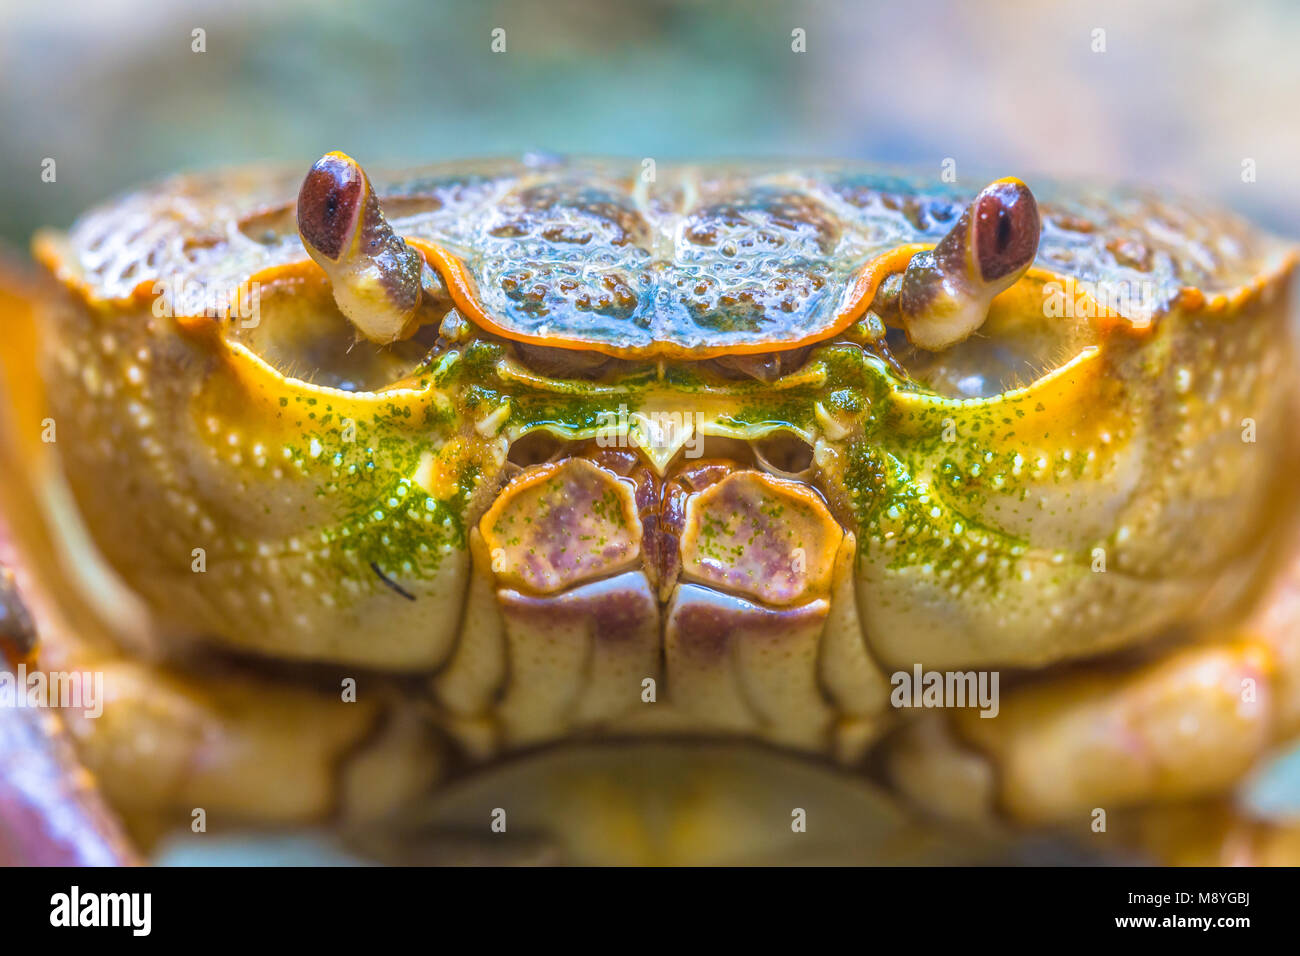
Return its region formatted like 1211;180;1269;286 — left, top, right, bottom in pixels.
861;178;1103;398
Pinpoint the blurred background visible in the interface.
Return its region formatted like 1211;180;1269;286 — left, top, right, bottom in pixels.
2;0;1299;246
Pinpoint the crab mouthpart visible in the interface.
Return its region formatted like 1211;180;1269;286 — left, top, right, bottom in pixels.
471;452;852;749
677;471;841;606
296;151;437;345
480;458;643;594
897;178;1041;351
483;455;843;612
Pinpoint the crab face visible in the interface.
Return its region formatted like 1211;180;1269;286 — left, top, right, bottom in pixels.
9;153;1299;837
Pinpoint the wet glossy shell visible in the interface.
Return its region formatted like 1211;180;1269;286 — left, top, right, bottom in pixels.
37;158;1295;358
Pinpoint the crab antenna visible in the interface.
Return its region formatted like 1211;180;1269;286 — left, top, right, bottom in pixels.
296;151;432;344
897;178;1040;351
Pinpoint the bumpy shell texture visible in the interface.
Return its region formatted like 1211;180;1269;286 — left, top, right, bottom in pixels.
42;156;1294;357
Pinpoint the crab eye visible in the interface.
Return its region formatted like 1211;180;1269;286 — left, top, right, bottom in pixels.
296;151;436;345
971;181;1039;283
297;153;365;261
858;177;1078;396
897;178;1041;351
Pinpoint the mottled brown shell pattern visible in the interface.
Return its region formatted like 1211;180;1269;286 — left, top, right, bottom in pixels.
42;157;1293;357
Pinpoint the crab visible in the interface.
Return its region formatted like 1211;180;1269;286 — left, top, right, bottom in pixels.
1;153;1299;865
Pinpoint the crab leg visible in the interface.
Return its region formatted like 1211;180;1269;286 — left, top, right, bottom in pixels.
296;151;440;344
885;178;1041;350
0;570;138;865
0;683;139;865
890;639;1281;819
0;268;139;863
3;263;435;846
30;630;444;839
887;523;1300;856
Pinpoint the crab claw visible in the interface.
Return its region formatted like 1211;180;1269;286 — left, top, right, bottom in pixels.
898;178;1040;351
296;151;432;344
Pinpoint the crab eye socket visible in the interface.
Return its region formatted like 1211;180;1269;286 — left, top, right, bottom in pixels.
505;429;571;467
227;268;445;392
752;430;815;477
880;281;1098;400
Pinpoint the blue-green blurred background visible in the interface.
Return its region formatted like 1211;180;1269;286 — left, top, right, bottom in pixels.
3;0;1299;245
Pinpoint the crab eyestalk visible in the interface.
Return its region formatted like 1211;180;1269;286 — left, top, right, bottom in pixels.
897;178;1040;351
297;151;435;344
